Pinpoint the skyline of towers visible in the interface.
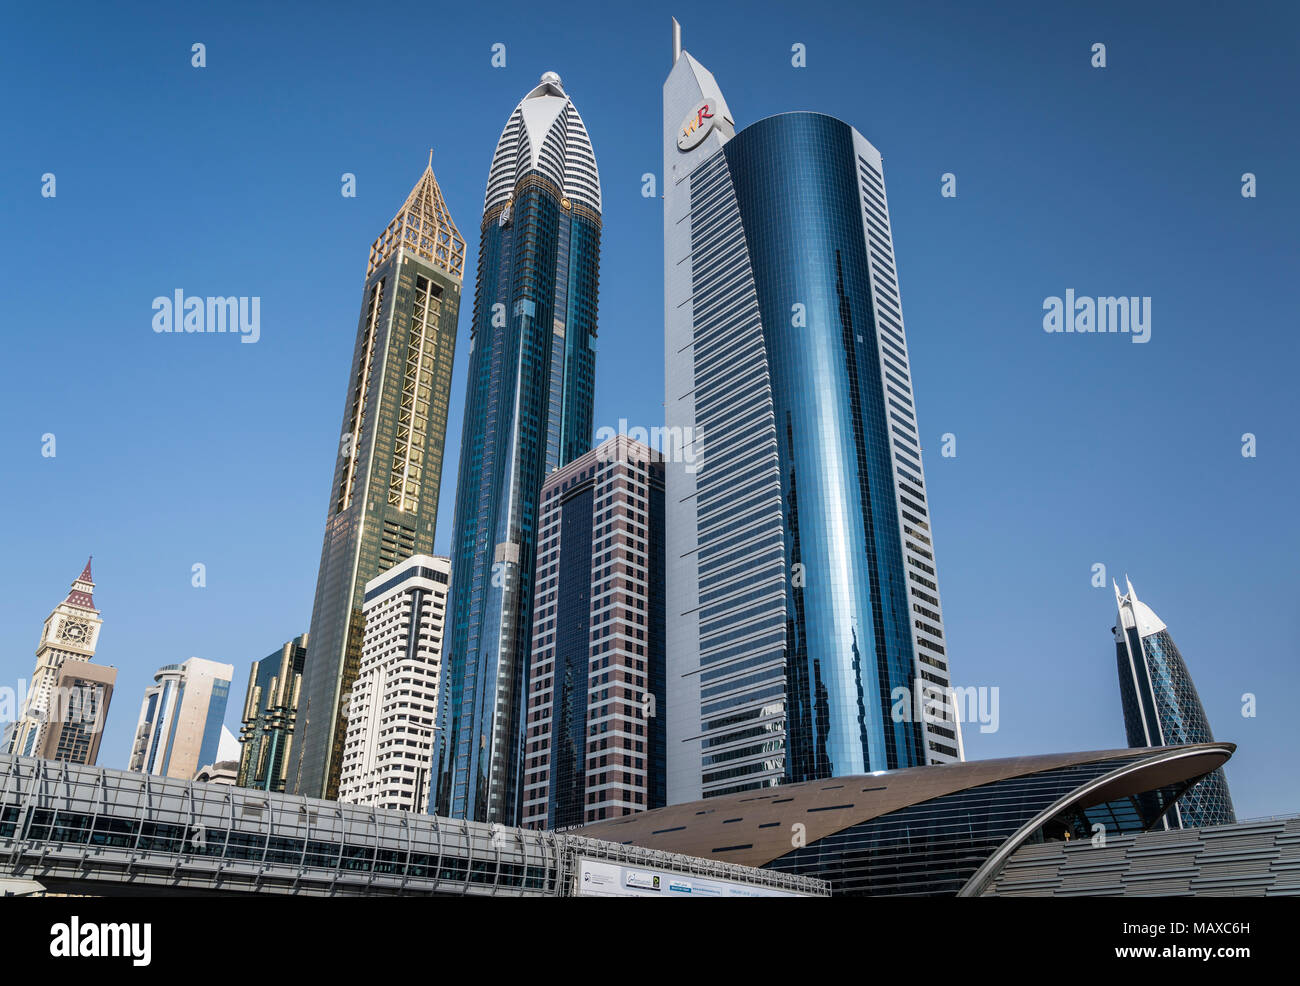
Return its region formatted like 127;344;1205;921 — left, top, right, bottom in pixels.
522;435;666;830
293;159;466;800
661;25;962;804
1113;578;1236;829
338;554;450;812
237;633;308;793
3;558;116;767
0;39;1249;833
431;72;603;825
127;657;235;780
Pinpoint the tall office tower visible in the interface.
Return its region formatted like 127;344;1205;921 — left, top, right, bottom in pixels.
1113;578;1236;828
662;23;962;804
430;72;602;824
338;555;450;811
294;159;465;800
128;657;235;780
4;558;116;766
521;436;666;830
237;633;308;792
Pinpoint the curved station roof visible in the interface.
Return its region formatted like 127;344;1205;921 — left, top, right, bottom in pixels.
578;743;1235;896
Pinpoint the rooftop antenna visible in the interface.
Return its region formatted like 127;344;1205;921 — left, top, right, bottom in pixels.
672;17;682;64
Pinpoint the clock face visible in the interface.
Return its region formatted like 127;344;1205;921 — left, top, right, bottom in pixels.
60;620;90;643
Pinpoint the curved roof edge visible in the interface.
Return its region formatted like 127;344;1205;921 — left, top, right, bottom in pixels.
958;742;1233;896
575;743;1235;870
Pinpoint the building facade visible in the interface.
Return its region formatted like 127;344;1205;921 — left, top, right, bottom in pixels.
521;436;665;830
294;160;465;800
3;559;116;766
661;26;962;804
431;72;602;824
237;633;308;793
1113;578;1235;827
128;657;234;780
579;743;1237;896
338;555;449;812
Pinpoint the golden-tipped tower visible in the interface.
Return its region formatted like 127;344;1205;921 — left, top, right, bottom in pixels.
368;152;466;279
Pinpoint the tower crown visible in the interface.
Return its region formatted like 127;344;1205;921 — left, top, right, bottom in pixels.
485;73;601;214
368;156;466;279
1114;576;1167;637
64;555;96;610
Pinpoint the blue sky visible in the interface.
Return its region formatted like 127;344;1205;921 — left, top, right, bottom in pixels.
1;0;1295;817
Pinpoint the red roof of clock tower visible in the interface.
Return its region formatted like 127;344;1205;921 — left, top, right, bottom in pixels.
65;555;96;610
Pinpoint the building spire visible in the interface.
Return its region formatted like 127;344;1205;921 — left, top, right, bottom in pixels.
66;555;96;610
672;17;682;64
368;156;466;280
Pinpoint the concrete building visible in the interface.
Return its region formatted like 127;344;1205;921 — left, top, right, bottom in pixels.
128;657;234;780
522;436;666;830
338;555;449;812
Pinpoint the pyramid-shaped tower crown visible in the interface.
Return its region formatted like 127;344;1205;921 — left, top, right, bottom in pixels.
368;155;466;279
65;555;96;610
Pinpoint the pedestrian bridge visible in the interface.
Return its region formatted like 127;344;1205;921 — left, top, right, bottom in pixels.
0;755;823;897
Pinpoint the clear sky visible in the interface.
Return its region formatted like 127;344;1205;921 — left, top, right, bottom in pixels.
1;0;1295;817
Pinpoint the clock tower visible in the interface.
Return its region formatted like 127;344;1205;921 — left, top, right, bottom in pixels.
4;558;109;760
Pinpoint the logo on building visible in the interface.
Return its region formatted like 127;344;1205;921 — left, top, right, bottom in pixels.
677;99;716;151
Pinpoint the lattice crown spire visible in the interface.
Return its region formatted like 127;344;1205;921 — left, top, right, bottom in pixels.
369;153;465;280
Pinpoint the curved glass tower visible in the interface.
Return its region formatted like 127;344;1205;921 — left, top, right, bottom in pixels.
431;73;601;824
663;26;962;804
1113;577;1236;827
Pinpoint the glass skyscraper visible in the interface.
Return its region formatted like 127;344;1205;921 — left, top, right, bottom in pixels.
431;73;602;824
237;633;308;793
1112;577;1236;827
662;25;962;804
293;161;465;799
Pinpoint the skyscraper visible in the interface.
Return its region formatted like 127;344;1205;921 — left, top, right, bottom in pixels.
431;72;602;824
128;657;235;780
4;558;117;766
662;23;962;804
237;633;308;793
522;435;666;830
294;159;465;799
1113;577;1236;828
338;554;449;812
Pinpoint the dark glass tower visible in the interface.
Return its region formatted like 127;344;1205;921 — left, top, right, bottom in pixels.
292;162;464;799
663;27;962;804
1113;578;1236;827
238;633;308;793
430;73;601;824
